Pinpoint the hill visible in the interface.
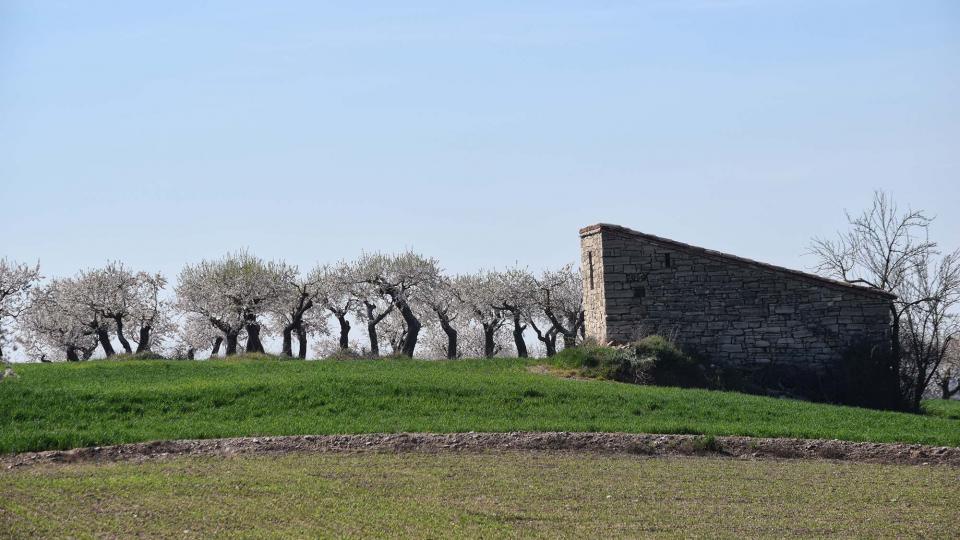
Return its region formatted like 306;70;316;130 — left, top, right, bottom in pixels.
1;356;958;453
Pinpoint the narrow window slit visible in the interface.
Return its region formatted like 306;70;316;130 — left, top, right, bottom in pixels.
588;252;595;290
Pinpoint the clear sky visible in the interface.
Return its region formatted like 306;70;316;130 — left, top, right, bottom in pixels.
2;0;958;281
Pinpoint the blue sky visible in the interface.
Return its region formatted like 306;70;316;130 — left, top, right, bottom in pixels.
2;0;958;280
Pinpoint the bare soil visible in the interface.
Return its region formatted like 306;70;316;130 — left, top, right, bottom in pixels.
4;432;959;469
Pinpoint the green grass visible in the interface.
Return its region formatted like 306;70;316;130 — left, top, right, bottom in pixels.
922;398;960;420
2;452;957;538
0;356;958;453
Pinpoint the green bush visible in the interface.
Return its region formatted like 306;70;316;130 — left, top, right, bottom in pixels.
548;341;626;379
551;336;708;388
622;335;708;388
691;434;721;452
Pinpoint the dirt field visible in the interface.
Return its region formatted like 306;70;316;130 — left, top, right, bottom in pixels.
4;431;960;469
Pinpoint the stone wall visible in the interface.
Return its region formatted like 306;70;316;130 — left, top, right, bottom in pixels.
580;224;894;379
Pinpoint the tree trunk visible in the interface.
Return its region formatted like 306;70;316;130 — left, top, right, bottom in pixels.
224;332;239;356
366;320;381;357
135;325;152;353
297;327;308;359
530;320;558;357
512;314;527;358
335;314;351;350
187;347;195;360
211;336;223;357
281;301;309;357
483;324;496;358
544;334;557;357
912;370;926;412
244;314;265;354
96;327;115;357
114;317;132;353
281;324;295;357
438;314;458;359
561;332;576;350
363;301;393;357
397;301;421;357
66;346;81;361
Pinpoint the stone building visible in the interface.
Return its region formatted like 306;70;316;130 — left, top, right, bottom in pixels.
580;223;894;393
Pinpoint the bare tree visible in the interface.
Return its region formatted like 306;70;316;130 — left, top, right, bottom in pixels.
899;248;960;405
810;191;960;410
0;258;41;361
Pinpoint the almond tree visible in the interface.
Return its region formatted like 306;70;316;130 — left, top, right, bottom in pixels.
810;191;960;410
354;251;441;357
71;263;169;355
128;272;169;353
73;263;136;355
308;263;356;351
416;277;463;359
378;308;410;355
352;278;394;357
272;271;328;358
176;251;294;356
528;311;560;357
457;319;512;358
533;264;585;350
0;258;41;361
489;267;537;358
169;314;222;359
19;279;99;361
455;272;506;358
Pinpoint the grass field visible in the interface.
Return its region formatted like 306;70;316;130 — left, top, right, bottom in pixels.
2;451;957;538
1;356;958;454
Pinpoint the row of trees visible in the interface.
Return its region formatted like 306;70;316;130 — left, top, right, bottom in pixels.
1;191;956;407
0;253;585;364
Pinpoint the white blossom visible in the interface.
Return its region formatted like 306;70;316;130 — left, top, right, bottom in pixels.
0;258;41;361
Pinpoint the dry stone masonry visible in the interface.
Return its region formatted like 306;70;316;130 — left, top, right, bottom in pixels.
580;224;894;386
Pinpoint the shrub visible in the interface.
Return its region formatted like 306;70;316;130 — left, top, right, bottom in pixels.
551;336;708;388
691;434;721;452
549;342;626;379
620;336;708;389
